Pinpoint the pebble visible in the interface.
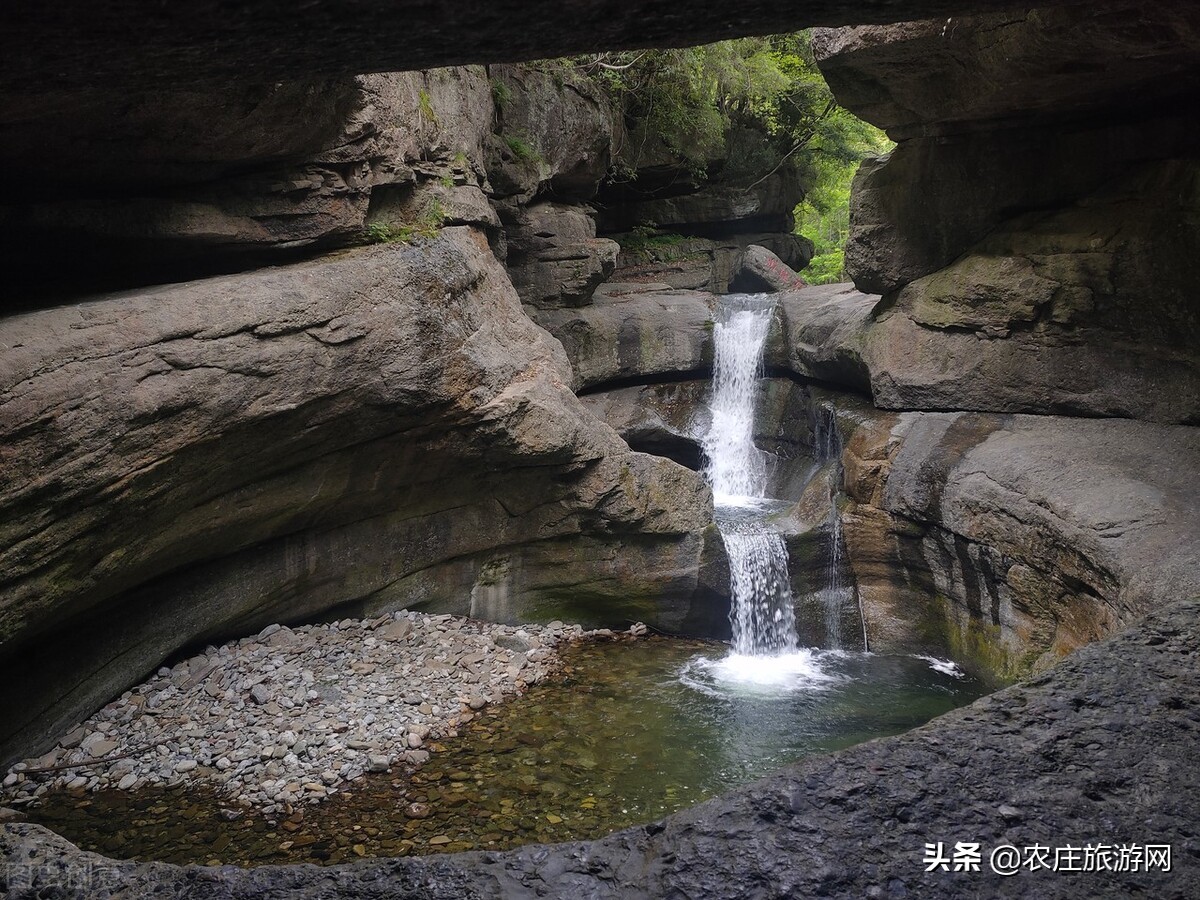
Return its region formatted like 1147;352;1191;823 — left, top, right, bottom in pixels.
367;755;390;773
1;611;594;811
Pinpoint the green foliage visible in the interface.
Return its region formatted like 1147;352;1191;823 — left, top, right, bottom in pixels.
363;222;417;244
417;89;439;126
793;123;891;284
362;195;446;245
504;134;541;163
491;79;512;109
572;33;878;184
617;227;690;260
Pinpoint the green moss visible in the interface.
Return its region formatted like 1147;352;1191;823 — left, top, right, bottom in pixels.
929;594;1023;687
491;79;512;108
504;134;541;163
417;89;440;126
616;228;691;262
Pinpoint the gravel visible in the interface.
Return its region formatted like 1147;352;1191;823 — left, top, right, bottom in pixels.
1;611;600;812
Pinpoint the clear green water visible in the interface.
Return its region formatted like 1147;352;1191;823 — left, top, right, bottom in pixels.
18;637;987;866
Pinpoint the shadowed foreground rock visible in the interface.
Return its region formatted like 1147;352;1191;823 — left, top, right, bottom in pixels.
1;0;1048;90
4;598;1198;898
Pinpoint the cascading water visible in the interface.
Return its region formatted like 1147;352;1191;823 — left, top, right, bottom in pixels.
722;527;797;656
701;296;800;661
704;298;775;504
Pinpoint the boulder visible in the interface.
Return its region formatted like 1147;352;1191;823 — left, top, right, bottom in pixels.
776;284;877;392
0;226;715;766
612;233;813;294
731;244;808;293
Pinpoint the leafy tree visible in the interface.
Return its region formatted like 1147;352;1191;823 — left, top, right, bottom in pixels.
567;33;890;279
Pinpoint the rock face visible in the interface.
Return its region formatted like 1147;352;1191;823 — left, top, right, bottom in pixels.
0;227;715;767
2;69;501;287
610;233;813;294
530;284;717;391
839;409;1200;676
861;159;1200;422
812;5;1200;423
503;203;620;308
0;1;1032;89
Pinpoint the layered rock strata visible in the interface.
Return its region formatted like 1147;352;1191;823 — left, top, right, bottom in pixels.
0;228;716;767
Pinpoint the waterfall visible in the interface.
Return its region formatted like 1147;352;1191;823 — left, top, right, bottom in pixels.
703;296;799;658
812;404;868;652
722;526;797;655
704;298;775;504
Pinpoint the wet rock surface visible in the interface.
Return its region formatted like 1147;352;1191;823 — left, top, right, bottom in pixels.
842;410;1200;676
4;598;1198;898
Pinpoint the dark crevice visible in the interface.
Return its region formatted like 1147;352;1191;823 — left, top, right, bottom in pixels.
577;368;712;396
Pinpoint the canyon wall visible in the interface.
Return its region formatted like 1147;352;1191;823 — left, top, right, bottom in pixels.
0;63;755;766
813;2;1200;424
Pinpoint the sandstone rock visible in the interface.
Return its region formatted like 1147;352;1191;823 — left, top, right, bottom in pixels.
813;5;1200;140
861;160;1200;423
838;408;1200;676
487;65;613;202
730;245;807;293
776;284;876;393
2;68;499;280
0;227;713;767
504;202;619;308
612;233;814;294
88;739;118;758
378;620;413;642
580;382;709;472
815;7;1200;296
597;169;801;237
530;285;716;390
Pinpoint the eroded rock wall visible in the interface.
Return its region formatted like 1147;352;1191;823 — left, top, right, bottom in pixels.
814;3;1200;424
0;228;717;766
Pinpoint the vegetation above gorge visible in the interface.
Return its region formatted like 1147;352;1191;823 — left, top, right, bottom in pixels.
556;33;891;283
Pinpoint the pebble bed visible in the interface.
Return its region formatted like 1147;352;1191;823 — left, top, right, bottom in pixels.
1;611;623;817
